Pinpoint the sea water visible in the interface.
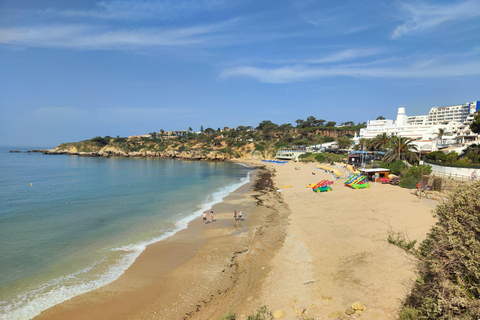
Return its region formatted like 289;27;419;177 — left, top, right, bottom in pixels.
0;147;251;320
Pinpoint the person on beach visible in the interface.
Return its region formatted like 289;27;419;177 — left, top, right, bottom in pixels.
233;210;237;221
202;212;207;224
238;210;243;220
210;211;214;223
472;170;477;181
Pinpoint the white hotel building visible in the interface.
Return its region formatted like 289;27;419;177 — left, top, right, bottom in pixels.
359;101;479;152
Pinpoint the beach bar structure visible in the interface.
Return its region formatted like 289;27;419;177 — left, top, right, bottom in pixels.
359;168;390;182
276;148;307;161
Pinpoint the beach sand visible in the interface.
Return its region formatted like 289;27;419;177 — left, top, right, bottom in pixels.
34;168;290;320
34;161;438;320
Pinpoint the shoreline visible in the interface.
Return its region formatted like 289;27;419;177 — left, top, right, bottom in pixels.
2;157;254;320
32;159;440;320
33;164;289;320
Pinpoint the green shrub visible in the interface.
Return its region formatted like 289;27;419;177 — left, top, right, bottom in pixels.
315;153;326;163
404;165;432;180
177;145;186;152
247;306;272;320
426;151;446;162
324;152;345;164
388;231;417;254
400;181;480;319
90;136;108;146
298;152;311;159
218;310;236;320
380;160;406;175
398;306;419;320
445;151;459;165
399;176;418;189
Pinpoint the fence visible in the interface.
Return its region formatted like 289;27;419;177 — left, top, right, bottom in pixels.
420;173;475;193
425;161;478;183
430;172;476;183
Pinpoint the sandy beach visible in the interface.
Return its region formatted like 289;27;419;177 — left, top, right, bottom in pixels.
34;161;438;320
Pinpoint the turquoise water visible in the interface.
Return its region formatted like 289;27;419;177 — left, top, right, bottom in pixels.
0;147;251;320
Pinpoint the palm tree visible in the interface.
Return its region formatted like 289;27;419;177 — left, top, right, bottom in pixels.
336;136;352;149
383;136;419;163
371;133;390;151
436;128;445;145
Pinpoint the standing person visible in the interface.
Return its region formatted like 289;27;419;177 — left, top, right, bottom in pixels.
210;211;214;223
202;212;207;225
472;170;477;181
233;210;237;221
238;210;243;220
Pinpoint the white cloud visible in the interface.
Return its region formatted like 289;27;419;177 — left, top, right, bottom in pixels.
253;48;384;66
220;57;480;83
0;24;224;50
306;48;383;64
41;0;232;21
392;0;480;39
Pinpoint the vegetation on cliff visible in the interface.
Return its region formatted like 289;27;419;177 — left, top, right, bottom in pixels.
398;181;480;319
55;116;365;159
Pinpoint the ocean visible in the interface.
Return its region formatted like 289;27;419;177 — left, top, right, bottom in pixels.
0;146;251;320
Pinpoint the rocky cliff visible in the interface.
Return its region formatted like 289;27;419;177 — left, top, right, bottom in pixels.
43;144;236;161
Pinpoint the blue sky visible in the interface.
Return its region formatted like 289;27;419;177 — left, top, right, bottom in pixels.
1;0;479;147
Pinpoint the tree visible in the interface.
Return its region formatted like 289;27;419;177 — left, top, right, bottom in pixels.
256;120;278;140
376;116;385;120
341;121;355;126
470;112;480;133
383;136;419;163
279;123;293;132
371;133;390;151
160;129;165;134
295;119;305;128
336;136;352;149
324;121;336;127
204;127;215;134
304;116;326;127
305;116;317;127
200;125;204;132
256;120;277;131
188;127;193;132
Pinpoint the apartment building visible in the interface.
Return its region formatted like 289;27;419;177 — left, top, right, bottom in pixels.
359;101;479;152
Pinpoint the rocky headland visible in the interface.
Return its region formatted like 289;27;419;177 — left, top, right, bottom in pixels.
41;145;235;161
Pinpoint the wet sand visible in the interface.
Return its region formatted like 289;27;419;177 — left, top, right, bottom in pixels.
34;167;290;320
34;161;438;320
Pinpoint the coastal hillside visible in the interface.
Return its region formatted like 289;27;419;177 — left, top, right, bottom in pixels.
49;118;363;160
